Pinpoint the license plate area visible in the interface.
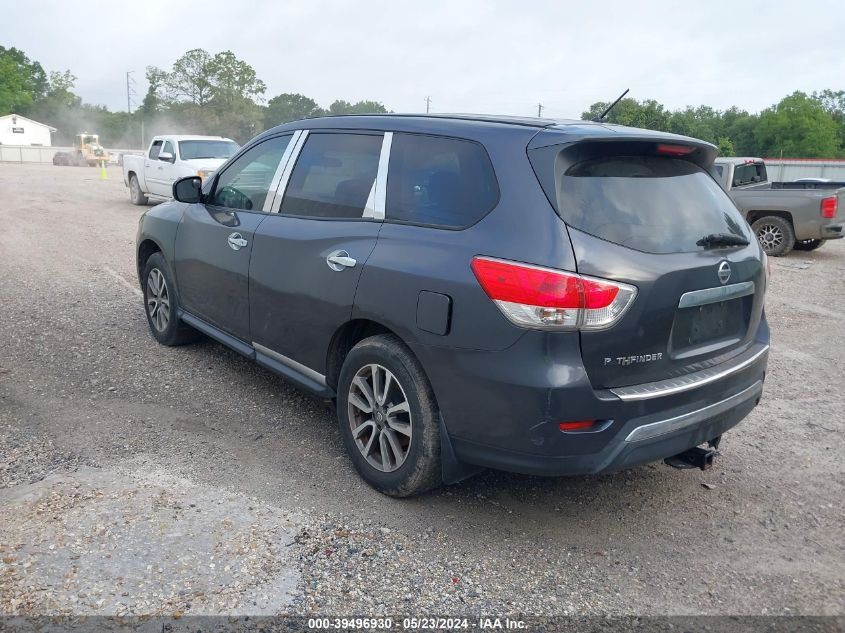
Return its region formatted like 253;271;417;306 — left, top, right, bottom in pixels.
670;298;750;358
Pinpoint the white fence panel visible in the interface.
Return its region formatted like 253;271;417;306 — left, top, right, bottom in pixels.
763;160;845;182
0;145;139;164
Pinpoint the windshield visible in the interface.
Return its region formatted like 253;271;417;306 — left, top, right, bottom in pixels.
179;140;239;160
559;156;752;254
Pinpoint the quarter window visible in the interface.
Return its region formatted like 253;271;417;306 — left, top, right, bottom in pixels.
149;140;162;160
208;134;293;211
280;133;383;219
161;140;174;160
386;133;499;228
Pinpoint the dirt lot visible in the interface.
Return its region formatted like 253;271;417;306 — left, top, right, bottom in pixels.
0;163;843;617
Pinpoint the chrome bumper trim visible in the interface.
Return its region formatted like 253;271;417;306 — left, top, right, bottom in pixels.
625;380;763;443
609;344;769;401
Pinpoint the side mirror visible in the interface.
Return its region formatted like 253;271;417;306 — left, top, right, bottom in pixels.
158;151;175;163
173;176;203;203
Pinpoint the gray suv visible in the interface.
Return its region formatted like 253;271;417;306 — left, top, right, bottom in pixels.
136;114;770;496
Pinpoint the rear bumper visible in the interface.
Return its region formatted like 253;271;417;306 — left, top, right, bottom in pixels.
820;222;843;240
414;322;769;477
449;379;762;476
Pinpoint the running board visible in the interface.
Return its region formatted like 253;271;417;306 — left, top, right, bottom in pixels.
177;309;335;398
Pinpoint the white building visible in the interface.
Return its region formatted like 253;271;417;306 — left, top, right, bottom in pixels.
0;114;56;146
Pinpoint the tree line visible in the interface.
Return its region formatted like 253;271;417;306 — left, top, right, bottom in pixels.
0;46;388;148
3;44;844;157
582;90;845;158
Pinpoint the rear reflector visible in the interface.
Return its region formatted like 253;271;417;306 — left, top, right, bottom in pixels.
471;256;637;330
821;196;838;219
559;420;597;432
655;143;695;156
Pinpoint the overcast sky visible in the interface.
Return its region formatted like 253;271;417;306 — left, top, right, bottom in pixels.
3;0;844;119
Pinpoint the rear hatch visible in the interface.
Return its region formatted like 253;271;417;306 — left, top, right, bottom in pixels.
528;131;767;389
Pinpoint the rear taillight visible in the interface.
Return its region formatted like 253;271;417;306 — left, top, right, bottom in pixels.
470;256;637;331
821;196;838;219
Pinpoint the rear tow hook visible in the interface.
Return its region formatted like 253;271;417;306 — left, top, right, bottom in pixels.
665;446;717;471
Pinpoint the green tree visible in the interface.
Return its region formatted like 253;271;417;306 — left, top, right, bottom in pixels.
716;137;735;157
325;99;388;115
755;91;841;157
24;70;83;142
162;48;215;106
812;89;845;151
581;98;668;130
207;50;265;107
265;93;323;126
0;46;48;114
139;66;167;118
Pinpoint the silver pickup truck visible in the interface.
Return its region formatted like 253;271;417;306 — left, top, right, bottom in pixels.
713;157;844;256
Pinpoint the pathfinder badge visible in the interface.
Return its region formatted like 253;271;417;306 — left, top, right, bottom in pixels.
604;353;664;366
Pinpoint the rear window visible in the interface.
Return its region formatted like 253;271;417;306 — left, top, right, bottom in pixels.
559;156;751;254
732;162;767;187
386;133;499;228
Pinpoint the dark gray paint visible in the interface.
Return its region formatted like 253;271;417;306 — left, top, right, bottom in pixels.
137;114;770;478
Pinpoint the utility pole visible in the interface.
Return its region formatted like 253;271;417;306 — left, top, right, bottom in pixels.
537;103;544;118
126;71;134;114
425;96;431;114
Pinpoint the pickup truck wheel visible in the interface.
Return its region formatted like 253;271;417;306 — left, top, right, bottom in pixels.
141;253;199;346
751;216;794;257
129;174;148;206
793;239;824;252
337;335;441;497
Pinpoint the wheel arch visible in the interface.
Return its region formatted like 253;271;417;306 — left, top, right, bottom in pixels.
746;209;794;227
136;238;163;285
326;319;415;392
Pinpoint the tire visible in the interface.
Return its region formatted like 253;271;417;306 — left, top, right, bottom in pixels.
141;252;199;346
129;174;148;206
793;239;825;252
751;215;795;257
337;334;441;497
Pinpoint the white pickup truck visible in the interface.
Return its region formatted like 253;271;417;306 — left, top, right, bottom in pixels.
123;134;239;205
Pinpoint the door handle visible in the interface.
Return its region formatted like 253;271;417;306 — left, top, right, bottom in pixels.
228;232;248;251
326;250;357;271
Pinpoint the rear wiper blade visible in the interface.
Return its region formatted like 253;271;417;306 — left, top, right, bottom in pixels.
696;233;750;248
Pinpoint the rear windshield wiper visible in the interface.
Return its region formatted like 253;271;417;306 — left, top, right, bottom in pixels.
696;233;750;248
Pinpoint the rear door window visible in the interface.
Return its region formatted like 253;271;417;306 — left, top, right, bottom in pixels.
386;133;499;228
280;133;383;219
559;156;751;254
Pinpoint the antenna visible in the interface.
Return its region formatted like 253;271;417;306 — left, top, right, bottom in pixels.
424;96;431;113
537;103;544;118
592;88;629;122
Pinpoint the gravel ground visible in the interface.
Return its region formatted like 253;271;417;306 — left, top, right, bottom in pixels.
0;163;843;617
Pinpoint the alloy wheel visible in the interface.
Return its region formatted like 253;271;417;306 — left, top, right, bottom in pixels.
756;223;783;252
347;363;412;472
146;268;171;332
